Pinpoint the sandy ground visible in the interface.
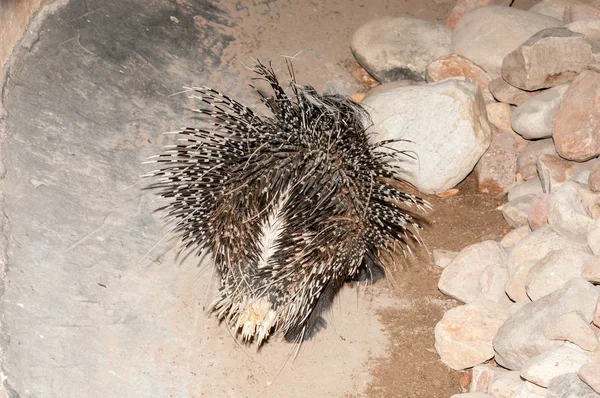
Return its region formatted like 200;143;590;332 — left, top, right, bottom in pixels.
0;0;538;397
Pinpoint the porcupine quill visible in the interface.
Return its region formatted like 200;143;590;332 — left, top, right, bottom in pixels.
145;60;429;346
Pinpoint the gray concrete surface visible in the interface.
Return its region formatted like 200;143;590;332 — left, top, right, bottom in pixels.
0;0;411;396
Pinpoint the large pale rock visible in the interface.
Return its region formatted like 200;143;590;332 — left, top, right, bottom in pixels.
364;78;492;194
470;364;508;393
507;225;590;302
426;54;494;102
493;279;600;370
521;343;592;387
351;17;452;82
475;128;517;195
510;84;570;140
547;372;600;397
434;249;457;269
517;139;556;181
566;18;600;41
439;240;510;303
502;28;593;91
502;194;535;228
553;70;600;162
452;6;563;77
579;362;600;394
446;0;513;29
435;299;510;370
544;311;600;351
488;371;524;398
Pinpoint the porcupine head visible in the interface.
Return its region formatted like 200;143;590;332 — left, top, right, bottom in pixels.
146;61;428;346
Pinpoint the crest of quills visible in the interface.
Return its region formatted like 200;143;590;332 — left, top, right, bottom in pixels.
146;61;429;345
351;1;600;396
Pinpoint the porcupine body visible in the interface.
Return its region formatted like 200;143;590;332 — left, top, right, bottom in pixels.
147;62;428;345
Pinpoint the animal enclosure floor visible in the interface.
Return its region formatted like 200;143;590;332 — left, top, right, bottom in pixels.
0;0;530;397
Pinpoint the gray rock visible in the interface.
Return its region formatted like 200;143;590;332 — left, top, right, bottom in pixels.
439;240;511;303
547;372;600;398
502;28;593;91
502;194;536;229
493;278;600;370
517;139;556;181
351;17;452;82
548;182;596;239
566;18;600;41
582;255;600;282
452;6;563;77
501;225;531;249
364;78;492;194
488;370;524;398
521;343;592;387
508;178;544;202
579;362;600;394
511;84;570;140
435;299;510;370
525;248;593;301
434;249;457;269
470;364;508;393
544;311;600;351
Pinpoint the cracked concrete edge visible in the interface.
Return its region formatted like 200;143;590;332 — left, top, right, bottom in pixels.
0;1;70;396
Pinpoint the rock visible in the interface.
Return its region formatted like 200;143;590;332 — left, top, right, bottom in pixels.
547;372;600;397
351;17;452;83
475;128;518;195
435;299;510;370
526;249;593;301
582;256;600;282
502;194;535;228
517;139;556;181
565;2;600;22
521;343;592;387
589;161;600;192
426;54;494;102
446;0;513;29
502;27;593;91
508;178;544;202
529;0;572;20
566;18;600;41
493;279;600;370
537;154;594;193
486;102;529;150
544;311;600;351
450;393;495;398
488;371;524;398
595;297;600;327
513;381;547;397
439;240;511;303
527;193;552;230
553;70;600;162
480;262;512;305
434;249;457;268
510;84;570;140
501;225;531;249
588;219;600;255
451;6;563;77
489;77;539;105
364;78;492;194
470;364;508;393
547;182;596;238
579;362;600;394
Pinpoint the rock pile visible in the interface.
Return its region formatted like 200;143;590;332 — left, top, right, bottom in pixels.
350;1;600;396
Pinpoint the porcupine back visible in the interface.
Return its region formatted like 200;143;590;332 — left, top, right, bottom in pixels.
146;61;429;345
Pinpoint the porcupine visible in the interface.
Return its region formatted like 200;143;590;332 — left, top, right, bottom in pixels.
146;61;429;345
